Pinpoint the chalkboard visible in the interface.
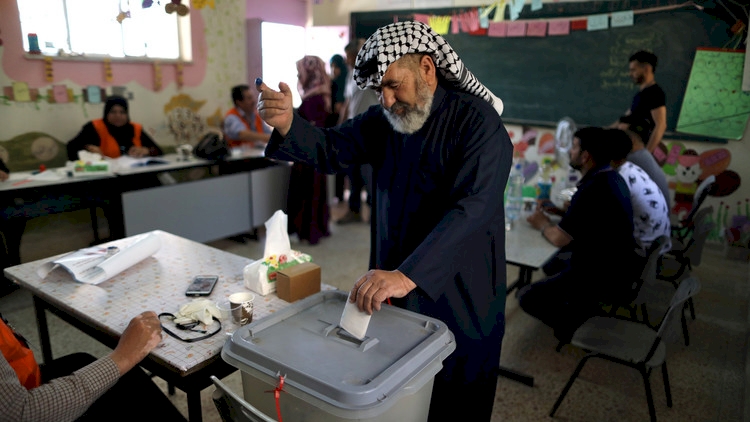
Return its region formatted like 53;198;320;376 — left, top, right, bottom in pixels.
352;1;734;142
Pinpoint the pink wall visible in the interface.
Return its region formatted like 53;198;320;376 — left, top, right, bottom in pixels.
246;0;307;27
1;2;207;89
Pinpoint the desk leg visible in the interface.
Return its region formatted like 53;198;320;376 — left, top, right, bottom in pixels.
33;296;53;364
187;390;203;422
506;267;534;296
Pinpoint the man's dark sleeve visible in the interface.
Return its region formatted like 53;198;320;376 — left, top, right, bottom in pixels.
648;86;666;110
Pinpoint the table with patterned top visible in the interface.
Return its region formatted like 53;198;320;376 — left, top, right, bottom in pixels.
4;230;336;422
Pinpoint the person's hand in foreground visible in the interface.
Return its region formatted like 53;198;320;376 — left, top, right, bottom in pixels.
349;270;417;315
109;311;163;375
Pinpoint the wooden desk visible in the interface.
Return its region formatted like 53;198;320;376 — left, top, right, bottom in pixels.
4;230;334;421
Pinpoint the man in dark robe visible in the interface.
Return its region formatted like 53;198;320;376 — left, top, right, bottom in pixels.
257;21;512;421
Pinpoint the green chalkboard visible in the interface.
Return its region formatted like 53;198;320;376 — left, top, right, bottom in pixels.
352;1;733;142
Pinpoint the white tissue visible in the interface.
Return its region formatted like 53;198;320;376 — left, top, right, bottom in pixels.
339;300;372;340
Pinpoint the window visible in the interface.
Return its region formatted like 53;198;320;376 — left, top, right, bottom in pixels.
262;22;306;108
17;0;190;60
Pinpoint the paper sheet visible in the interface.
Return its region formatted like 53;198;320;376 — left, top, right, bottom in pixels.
37;233;161;284
339;300;372;340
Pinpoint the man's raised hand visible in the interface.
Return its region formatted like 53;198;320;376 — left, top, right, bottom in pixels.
255;77;294;137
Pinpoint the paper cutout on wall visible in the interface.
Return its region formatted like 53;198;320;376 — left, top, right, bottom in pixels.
571;19;587;31
611;10;634;28
587;14;608;31
531;0;543;12
676;49;750;140
12;82;31;102
526;21;547;37
112;86;127;97
548;20;569;36
52;85;69;103
493;0;507;22
507;21;527;37
85;85;102;104
153;61;163;91
44;57;54;82
104;59;113;82
488;22;508;37
176;62;184;89
428;15;451;35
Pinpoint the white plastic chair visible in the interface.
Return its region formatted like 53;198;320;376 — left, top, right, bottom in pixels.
550;276;701;422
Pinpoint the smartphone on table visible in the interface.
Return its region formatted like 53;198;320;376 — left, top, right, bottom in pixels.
185;275;219;296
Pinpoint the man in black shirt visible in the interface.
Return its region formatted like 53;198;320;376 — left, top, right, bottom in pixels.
519;127;637;343
616;50;667;153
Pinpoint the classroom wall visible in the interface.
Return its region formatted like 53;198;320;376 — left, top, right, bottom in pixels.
313;0;750;246
248;0;308;27
0;0;248;171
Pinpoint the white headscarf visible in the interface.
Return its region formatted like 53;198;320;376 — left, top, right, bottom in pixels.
353;21;504;116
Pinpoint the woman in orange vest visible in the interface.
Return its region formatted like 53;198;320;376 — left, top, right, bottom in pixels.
66;96;163;161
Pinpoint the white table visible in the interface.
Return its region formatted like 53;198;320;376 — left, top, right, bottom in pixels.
4;230;335;422
505;218;561;296
501;218;560;387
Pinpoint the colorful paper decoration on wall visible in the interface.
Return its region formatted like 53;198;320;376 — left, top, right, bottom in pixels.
116;11;131;23
85;86;102;104
165;0;189;16
52;85;69;103
192;0;215;9
104;58;113;82
12;82;31;102
44;57;54;82
176;62;184;89
27;33;41;54
153;61;162;91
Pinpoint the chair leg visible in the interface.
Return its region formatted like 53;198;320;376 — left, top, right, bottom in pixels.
681;312;690;346
555;341;565;353
641;304;651;327
89;206;100;243
550;355;591;417
661;363;672;408
687;297;696;320
641;367;657;422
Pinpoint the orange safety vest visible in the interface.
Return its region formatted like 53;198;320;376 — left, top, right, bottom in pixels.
91;119;143;158
0;318;41;390
224;108;264;147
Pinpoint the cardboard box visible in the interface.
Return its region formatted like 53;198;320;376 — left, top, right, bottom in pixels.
276;262;321;302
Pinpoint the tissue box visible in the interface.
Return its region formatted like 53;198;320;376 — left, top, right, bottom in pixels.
276;262;321;302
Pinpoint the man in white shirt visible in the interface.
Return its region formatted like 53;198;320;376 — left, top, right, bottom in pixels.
607;128;672;256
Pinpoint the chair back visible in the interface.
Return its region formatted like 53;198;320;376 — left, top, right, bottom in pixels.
685;176;715;222
211;376;277;422
654;276;701;344
691;206;713;229
634;235;668;305
683;220;714;267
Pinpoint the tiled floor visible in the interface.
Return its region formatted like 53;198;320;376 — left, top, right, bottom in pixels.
0;203;747;421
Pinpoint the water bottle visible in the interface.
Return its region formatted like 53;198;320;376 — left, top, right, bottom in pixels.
506;163;524;223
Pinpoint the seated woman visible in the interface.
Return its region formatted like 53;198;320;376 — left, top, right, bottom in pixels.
67;96;163;161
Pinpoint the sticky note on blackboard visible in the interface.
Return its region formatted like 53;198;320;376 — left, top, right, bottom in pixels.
506;21;527;37
548;20;570;36
611;10;634;27
53;85;69;103
413;13;430;25
12;82;31;102
531;0;543;11
488;21;507;37
527;21;547;37
86;85;101;104
587;14;608;31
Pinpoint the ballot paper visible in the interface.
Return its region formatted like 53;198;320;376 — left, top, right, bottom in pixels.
339;299;372;340
37;233;161;285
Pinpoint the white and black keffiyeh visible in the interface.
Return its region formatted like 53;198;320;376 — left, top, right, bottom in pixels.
353;21;504;116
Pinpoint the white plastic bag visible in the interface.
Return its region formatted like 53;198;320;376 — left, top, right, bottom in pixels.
244;210;312;295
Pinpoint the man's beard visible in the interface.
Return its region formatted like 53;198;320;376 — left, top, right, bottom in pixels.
383;79;434;134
